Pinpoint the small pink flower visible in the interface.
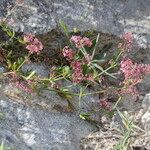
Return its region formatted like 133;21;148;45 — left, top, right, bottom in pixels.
24;34;35;43
70;35;92;48
100;99;111;111
24;34;43;54
71;61;82;69
85;74;95;82
82;37;92;47
120;85;139;98
70;35;82;48
122;32;132;43
83;54;92;65
62;46;74;61
15;81;33;93
71;61;84;83
120;32;133;52
120;58;150;97
72;72;84;83
120;58;150;82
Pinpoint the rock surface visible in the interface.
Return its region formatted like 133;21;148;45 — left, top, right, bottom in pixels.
0;96;96;150
0;0;149;48
0;66;99;149
81;108;150;150
0;65;6;74
2;63;100;115
142;93;150;109
0;1;150;148
21;62;50;78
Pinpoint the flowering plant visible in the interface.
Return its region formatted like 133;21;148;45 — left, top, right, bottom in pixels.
55;29;150;111
61;34;118;84
1;11;150;122
0;3;149;150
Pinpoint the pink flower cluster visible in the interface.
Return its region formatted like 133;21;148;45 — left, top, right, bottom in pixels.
120;58;150;84
71;61;94;83
70;60;94;83
15;81;33;93
100;99;111;111
119;32;133;52
120;58;150;97
120;85;139;98
62;35;94;83
24;34;43;54
70;35;92;48
85;74;94;82
71;61;84;83
62;46;74;61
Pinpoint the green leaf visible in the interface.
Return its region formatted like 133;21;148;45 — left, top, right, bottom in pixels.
7;50;12;58
7;29;15;38
93;52;107;63
59;20;69;36
92;34;100;58
18;38;26;44
82;64;90;74
79;113;90;120
92;63;116;79
58;88;73;99
0;143;4;150
62;66;71;76
73;27;80;33
0;112;4;119
25;71;36;80
61;88;69;92
7;59;12;69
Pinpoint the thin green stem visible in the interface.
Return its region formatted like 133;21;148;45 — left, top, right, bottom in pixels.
92;33;100;59
113;96;122;109
16;55;30;71
93;63;117;79
97;64;117;77
115;51;123;62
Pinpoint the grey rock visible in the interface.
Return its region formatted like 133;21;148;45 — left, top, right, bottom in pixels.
0;0;56;33
138;76;150;93
81;109;150;150
16;107;29;126
131;109;150;150
80;129;119;150
0;65;6;73
141;109;150;130
117;94;141;111
0;0;149;48
21;63;50;78
142;93;150;109
0;98;96;150
0;74;99;149
54;80;100;115
1;65;100;115
2;81;69;112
